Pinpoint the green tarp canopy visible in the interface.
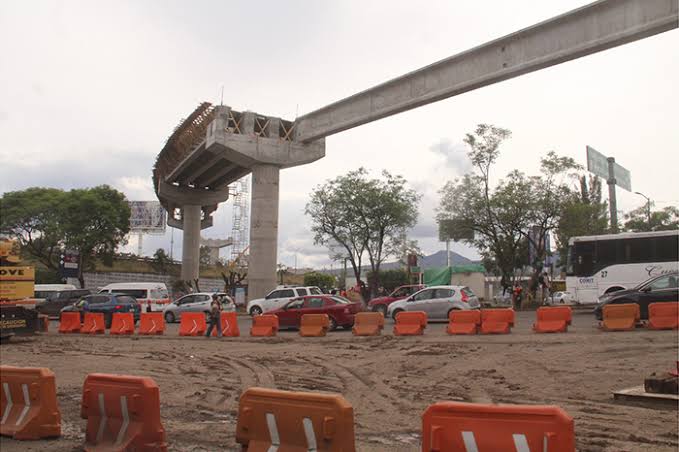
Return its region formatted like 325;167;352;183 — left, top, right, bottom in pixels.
423;264;486;285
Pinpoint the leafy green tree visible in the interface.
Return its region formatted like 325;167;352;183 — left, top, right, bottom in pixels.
623;205;679;232
61;185;131;287
1;185;131;288
151;248;176;275
0;188;67;271
303;271;336;291
556;175;608;260
199;245;211;266
306;168;420;300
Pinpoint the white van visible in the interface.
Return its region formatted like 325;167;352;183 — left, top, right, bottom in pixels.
97;282;170;312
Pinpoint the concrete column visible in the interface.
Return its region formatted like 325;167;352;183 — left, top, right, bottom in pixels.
248;164;280;301
181;205;202;281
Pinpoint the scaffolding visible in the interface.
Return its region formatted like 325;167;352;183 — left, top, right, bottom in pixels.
230;175;250;263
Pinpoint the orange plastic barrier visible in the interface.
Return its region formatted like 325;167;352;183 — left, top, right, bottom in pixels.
422;401;574;452
480;308;514;334
533;306;572;333
138;313;165;335
211;311;241;337
299;314;330;337
250;315;279;337
447;310;481;335
110;313;135;335
393;311;427;336
0;366;61;439
178;312;206;336
82;313;105;334
601;303;639;331
81;373;167;451
236;387;355;451
352;312;384;336
59;311;82;334
648;302;679;330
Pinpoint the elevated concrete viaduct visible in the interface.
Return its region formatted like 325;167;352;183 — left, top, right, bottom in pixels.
154;0;677;301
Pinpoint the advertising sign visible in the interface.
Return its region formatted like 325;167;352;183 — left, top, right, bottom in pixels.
129;201;167;233
59;251;79;279
0;266;35;299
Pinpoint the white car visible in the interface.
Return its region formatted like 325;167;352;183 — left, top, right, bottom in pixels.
162;292;235;323
247;286;323;315
386;285;480;321
545;291;574;305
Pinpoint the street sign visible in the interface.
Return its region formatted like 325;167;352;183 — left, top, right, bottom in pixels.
59;251;79;279
586;145;632;191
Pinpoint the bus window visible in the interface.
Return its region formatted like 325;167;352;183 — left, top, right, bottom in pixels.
575;242;594;276
625;237;655;263
596;240;617;267
656;235;679;261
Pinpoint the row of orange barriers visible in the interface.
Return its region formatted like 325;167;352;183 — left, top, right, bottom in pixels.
600;302;678;331
1;365;576;451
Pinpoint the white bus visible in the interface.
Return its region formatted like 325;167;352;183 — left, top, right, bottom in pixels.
566;230;679;304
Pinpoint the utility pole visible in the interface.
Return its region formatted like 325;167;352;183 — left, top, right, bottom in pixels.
634;191;652;230
607;157;618;232
446;239;451;268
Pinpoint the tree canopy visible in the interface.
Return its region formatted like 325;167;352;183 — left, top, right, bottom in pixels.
623;205;679;232
305;168;420;299
1;185;131;287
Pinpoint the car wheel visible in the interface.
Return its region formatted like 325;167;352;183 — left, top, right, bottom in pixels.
164;311;175;324
374;305;387;317
392;309;403;321
328;316;338;331
250;306;263;316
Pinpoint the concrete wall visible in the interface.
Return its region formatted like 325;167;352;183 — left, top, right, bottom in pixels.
72;272;225;297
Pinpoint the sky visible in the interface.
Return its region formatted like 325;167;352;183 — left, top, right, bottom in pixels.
1;0;678;270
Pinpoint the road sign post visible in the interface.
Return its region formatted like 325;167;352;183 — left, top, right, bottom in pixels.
586;146;631;233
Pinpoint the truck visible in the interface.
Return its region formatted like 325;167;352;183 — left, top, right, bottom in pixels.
0;238;47;340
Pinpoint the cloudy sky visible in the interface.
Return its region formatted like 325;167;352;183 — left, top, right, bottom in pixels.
1;1;677;269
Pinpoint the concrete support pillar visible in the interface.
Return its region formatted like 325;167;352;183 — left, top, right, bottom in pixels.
248;164;280;301
181;205;202;281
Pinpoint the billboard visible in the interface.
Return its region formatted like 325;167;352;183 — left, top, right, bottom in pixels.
129;201;166;233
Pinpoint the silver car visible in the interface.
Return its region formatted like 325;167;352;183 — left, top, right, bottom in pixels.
163;292;235;323
386;285;479;320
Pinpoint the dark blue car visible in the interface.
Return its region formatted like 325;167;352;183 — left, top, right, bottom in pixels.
61;293;141;328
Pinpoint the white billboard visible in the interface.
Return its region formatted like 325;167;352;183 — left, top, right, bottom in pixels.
129;201;166;233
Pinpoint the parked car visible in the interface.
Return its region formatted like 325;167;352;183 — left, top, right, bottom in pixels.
594;272;678;320
269;295;362;331
34;288;92;318
246;286;323;315
162;292;235;323
545;291;574;305
60;293;141;328
387;285;480;321
492;290;512;305
367;284;425;316
98;282;170;312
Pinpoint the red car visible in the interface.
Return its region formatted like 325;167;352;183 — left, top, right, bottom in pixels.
270;295;362;331
367;284;425;316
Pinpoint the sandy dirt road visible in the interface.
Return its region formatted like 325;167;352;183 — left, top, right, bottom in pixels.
1;310;677;451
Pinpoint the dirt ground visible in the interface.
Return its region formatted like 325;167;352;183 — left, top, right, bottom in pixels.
1;310;677;451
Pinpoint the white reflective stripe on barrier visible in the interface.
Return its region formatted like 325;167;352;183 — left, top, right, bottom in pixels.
96;393;107;442
266;412;280;452
149;320;157;333
15;384;30;426
1;382;12;424
223;318;231;334
460;431;536;452
461;431;479;452
120;319;127;332
190;320;197;334
303;417;317;451
115;395;129;446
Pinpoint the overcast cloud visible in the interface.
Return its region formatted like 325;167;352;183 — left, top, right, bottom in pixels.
1;0;677;268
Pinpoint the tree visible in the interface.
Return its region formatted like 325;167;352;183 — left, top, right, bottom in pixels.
199;245;211;266
367;269;409;293
303;272;336;291
556;175;608;260
0;188;67;271
1;186;131;288
306;168;420;300
151;248;176;275
60;185;131;287
623;205;679;232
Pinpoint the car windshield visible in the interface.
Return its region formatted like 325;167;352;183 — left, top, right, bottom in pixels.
309;287;322;295
35;291;58;300
331;296;350;304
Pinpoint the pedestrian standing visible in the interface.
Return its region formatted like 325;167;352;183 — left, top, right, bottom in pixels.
205;294;223;338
